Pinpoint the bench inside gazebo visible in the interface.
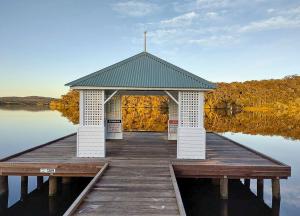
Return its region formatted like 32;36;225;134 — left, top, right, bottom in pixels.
66;51;216;159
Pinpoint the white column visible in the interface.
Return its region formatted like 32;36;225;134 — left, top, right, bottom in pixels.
177;91;206;159
105;95;123;139
77;90;105;157
168;99;178;140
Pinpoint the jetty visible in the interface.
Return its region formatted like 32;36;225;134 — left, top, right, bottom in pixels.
0;132;291;215
0;39;292;215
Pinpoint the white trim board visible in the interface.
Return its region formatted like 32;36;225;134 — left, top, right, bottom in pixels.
70;86;213;91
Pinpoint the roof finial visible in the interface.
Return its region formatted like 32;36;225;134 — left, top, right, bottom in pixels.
144;31;147;52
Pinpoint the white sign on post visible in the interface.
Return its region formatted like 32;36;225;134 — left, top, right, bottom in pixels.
107;119;122;133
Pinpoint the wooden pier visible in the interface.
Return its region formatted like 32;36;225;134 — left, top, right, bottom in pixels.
0;132;291;215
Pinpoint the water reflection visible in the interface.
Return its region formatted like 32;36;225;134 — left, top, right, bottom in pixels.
205;109;300;140
0;105;50;112
1;178;90;216
178;179;277;216
0;107;298;215
52;103;300;140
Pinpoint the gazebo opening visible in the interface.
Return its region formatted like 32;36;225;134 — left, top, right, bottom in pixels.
121;95;168;133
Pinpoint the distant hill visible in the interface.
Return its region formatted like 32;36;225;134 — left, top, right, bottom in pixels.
0;96;56;106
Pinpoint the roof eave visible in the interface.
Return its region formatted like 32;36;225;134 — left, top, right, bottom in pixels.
69;86;215;91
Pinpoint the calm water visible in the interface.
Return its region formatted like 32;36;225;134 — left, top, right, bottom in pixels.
0;107;299;215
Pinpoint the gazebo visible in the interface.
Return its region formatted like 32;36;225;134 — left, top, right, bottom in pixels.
66;51;216;159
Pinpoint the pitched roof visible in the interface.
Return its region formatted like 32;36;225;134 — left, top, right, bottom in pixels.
66;52;216;90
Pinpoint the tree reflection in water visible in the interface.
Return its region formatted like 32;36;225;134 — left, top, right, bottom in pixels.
56;104;300;140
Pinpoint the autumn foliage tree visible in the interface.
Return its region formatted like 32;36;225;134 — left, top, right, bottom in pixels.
205;75;300;110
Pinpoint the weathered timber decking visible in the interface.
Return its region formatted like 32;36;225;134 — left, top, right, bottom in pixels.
0;132;291;179
0;132;291;215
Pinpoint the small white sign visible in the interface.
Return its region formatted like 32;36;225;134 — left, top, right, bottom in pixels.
40;168;56;174
107;119;122;133
169;120;178;135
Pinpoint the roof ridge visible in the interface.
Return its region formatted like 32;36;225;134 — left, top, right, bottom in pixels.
66;52;146;86
144;52;214;88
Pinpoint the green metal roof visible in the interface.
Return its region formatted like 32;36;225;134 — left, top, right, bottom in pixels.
66;52;216;90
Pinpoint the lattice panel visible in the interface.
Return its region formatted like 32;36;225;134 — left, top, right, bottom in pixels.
169;99;178;120
179;91;203;127
83;90;104;126
106;95;121;119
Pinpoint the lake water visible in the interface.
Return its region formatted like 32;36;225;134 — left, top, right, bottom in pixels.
0;107;299;215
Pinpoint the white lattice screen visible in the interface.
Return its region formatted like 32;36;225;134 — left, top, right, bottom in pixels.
83;90;104;126
169;99;178;120
106;95;121;119
179;91;203;128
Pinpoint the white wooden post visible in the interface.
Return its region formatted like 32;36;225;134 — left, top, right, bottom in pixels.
77;90;105;157
105;95;123;139
168;99;178;140
177;91;206;159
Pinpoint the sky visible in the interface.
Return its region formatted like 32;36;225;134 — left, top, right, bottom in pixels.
0;0;300;97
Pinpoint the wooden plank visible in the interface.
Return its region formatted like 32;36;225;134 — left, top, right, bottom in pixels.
213;133;290;167
0;131;291;216
63;163;108;216
0;162;104;177
169;164;186;216
172;164;290;178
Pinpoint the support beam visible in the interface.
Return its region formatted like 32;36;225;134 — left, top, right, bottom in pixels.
62;177;71;184
37;176;43;189
257;179;264;200
0;176;8;195
220;200;228;216
21;176;28;200
272;178;281;200
49;176;57;196
220;176;228;200
77;90;105;157
104;90;118;104
177;91;205;159
272;197;281;216
49;197;56;216
0;192;8;214
164;91;178;104
244;179;250;188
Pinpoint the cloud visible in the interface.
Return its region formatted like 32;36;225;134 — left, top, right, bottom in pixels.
160;12;198;27
239;6;300;33
112;1;158;17
239;16;300;33
196;0;231;9
135;1;300;48
173;0;240;12
188;35;235;46
205;11;219;19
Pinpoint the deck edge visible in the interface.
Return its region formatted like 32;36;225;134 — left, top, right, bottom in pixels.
63;163;109;216
0;133;76;162
212;132;291;168
169;164;186;216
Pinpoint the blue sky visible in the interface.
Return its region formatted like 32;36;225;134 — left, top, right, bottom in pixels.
0;0;299;97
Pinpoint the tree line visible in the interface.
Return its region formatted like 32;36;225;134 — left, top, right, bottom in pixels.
205;75;300;110
49;75;300;135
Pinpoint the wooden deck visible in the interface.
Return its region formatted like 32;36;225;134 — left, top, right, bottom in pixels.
0;132;291;215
